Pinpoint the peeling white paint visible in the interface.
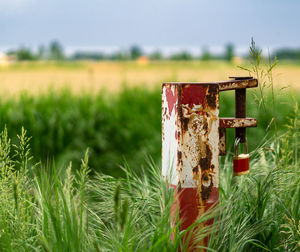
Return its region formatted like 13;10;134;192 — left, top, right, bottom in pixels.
162;85;178;185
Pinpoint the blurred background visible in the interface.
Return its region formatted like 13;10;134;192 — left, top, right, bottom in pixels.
0;0;299;176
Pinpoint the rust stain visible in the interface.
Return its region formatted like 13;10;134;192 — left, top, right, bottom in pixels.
177;151;183;166
218;78;258;91
206;84;218;109
219;117;257;128
192;166;198;173
182;117;189;132
201;171;213;200
199;145;212;172
219;128;226;156
177;130;181;139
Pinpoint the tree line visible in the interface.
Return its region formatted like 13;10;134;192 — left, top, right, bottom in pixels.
6;41;300;62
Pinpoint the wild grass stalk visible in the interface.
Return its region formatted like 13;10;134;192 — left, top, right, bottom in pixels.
0;103;298;251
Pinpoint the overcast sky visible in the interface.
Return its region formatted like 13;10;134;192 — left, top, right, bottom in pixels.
0;0;299;53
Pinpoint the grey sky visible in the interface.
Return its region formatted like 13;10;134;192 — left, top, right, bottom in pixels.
1;0;299;53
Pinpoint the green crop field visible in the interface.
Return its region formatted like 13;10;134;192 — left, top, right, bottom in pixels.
0;56;299;251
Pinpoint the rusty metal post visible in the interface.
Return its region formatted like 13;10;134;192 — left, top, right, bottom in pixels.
162;78;258;250
235;89;246;142
162;83;219;250
231;76;253;143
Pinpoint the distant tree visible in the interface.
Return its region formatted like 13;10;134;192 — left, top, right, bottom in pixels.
170;51;192;61
201;47;211;61
130;45;142;60
71;52;105;61
225;43;234;62
149;50;163;60
7;47;36;61
109;51;129;61
274;48;300;60
49;41;64;60
37;45;46;60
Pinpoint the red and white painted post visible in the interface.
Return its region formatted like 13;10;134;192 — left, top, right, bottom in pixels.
162;78;258;250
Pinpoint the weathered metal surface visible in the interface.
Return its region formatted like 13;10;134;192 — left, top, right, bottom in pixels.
162;83;219;189
219;117;257;156
178;84;219;191
229;76;253;80
235;88;246;142
162;78;258;250
219;78;258;91
162;82;219;250
178;84;219;215
219;128;226;156
166;78;258;92
219;117;257;128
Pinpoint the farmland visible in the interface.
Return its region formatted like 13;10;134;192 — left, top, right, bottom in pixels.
0;61;299;96
0;60;299;251
0;60;299;175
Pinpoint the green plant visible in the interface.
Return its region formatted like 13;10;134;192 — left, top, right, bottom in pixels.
0;110;298;251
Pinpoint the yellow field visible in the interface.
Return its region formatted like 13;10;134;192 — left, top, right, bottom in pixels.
0;61;299;96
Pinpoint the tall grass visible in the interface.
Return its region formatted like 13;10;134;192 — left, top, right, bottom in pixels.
0;127;177;251
0;106;298;251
